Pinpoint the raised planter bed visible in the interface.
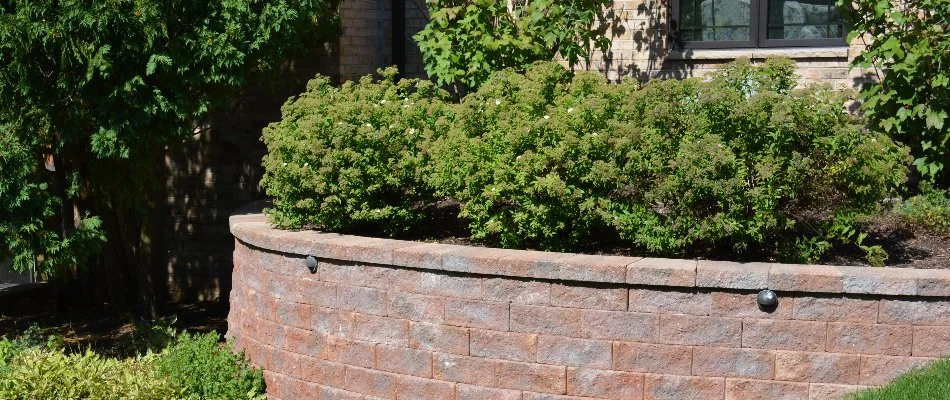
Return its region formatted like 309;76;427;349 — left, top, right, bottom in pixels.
228;202;950;400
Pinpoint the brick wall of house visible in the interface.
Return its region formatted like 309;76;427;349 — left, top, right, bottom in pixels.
163;51;339;302
402;0;430;79
337;0;428;81
340;0;392;81
228;207;950;399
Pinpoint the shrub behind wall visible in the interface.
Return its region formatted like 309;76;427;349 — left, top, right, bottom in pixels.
261;59;910;262
260;68;455;234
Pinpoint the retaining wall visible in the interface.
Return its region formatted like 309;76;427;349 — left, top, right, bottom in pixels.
229;204;950;399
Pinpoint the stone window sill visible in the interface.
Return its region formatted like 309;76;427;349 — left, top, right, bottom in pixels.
666;46;849;60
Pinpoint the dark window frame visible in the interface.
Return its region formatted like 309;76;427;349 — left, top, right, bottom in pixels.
671;0;847;49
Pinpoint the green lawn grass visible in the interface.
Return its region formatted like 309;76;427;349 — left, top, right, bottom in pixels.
849;359;950;399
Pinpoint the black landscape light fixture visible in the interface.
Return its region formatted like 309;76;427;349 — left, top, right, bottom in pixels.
305;255;319;274
757;289;779;312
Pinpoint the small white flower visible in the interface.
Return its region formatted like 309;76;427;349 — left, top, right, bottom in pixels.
591;133;598;137
366;123;373;128
303;163;308;167
567;107;574;113
543;115;550;120
495;99;501;105
380;99;387;104
516;155;522;160
409;128;416;135
491;187;497;192
282;162;287;166
337;122;344;125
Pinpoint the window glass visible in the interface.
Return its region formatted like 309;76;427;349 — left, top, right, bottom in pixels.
680;0;751;41
677;0;844;44
766;0;843;39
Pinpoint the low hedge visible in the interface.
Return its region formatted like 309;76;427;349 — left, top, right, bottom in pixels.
261;59;910;263
0;332;264;400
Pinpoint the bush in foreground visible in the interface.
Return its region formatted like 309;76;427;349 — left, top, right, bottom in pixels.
0;347;175;399
0;331;263;400
157;332;265;400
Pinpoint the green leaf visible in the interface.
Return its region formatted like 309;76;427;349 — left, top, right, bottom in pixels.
925;109;948;130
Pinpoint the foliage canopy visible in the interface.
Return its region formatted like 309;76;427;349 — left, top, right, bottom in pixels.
0;0;339;278
413;0;612;91
840;0;950;186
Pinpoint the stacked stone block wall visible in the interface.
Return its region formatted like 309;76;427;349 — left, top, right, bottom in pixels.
228;205;950;399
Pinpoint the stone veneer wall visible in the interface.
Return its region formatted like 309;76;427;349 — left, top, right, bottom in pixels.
229;204;950;400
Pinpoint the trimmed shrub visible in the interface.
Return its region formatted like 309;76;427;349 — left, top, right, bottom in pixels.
427;62;641;249
261;68;455;234
608;59;909;259
431;59;909;258
262;59;910;262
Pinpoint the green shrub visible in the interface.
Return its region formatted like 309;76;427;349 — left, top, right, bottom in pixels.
427;62;640;249
0;344;176;400
0;327;265;400
895;184;950;235
261;68;455;234
264;59;910;262
430;59;909;257
607;58;909;260
156;332;265;400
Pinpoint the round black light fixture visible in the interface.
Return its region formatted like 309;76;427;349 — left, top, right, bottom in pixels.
305;255;318;274
757;289;779;312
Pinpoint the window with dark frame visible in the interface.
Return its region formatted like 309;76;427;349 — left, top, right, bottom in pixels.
673;0;845;48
